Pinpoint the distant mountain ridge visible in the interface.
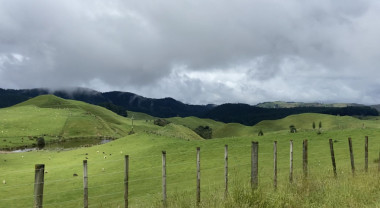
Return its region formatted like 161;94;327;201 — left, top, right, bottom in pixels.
0;87;378;125
0;88;214;118
256;101;364;108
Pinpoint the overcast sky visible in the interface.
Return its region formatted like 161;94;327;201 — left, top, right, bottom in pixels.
1;0;380;105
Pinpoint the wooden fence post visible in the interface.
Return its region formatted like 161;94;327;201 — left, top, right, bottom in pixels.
162;151;167;207
124;155;129;208
348;137;355;176
289;140;293;183
34;164;45;208
224;145;228;198
303;140;308;178
83;160;88;208
329;139;337;178
251;141;259;189
365;136;368;172
274;141;277;190
196;147;200;206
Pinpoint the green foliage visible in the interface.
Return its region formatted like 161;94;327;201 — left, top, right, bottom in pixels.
258;130;264;136
194;126;212;139
36;137;45;149
312;121;316;129
98;102;127;117
289;124;297;133
154;118;171;127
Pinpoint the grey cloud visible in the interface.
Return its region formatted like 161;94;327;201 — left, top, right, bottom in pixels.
0;0;379;104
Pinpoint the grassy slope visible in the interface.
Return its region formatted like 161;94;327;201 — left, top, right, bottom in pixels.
0;96;209;149
168;113;380;139
252;113;376;133
0;95;134;149
127;110;157;121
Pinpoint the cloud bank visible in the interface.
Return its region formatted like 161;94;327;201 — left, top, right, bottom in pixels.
1;0;380;104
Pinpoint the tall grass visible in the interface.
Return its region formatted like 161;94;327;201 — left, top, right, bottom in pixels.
145;169;380;208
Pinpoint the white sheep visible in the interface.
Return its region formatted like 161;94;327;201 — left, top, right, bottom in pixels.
2;180;5;184
104;156;107;159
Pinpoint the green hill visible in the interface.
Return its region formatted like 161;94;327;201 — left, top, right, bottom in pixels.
127;110;157;121
1;96;218;149
167;113;380;138
0;95;134;149
2;95;379;150
252;113;380;134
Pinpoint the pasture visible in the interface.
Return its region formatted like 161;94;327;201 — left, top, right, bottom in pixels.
0;95;380;207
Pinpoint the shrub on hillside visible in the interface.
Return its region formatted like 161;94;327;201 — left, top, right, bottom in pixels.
154;119;170;127
98;102;128;117
289;125;297;133
36;137;45;149
194;126;212;139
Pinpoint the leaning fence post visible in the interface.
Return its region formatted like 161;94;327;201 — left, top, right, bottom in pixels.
303;140;308;178
365;136;368;172
273;141;277;190
196;147;201;206
34;164;45;208
224;145;228;198
124;155;129;208
251;141;259;189
329;139;337;178
162;151;167;207
83;160;88;208
348;137;355;176
289;140;293;183
378;151;380;172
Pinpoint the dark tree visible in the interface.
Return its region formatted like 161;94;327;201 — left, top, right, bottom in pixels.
98;102;128;117
319;121;322;129
36;137;45;149
154;119;171;127
194;126;212;139
312;121;316;130
258;130;264;136
289;125;297;133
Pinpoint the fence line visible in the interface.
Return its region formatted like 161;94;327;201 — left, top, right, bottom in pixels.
0;151;367;191
2;136;380;207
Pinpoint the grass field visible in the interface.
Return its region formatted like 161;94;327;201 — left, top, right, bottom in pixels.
0;95;380;207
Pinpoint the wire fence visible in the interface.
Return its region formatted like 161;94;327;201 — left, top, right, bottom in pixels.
0;137;379;208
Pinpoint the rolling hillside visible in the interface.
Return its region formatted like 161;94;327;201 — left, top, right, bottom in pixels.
0;95;211;149
1;95;380;150
0;95;133;149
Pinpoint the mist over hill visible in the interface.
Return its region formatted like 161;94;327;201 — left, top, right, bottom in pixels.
0;87;378;125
